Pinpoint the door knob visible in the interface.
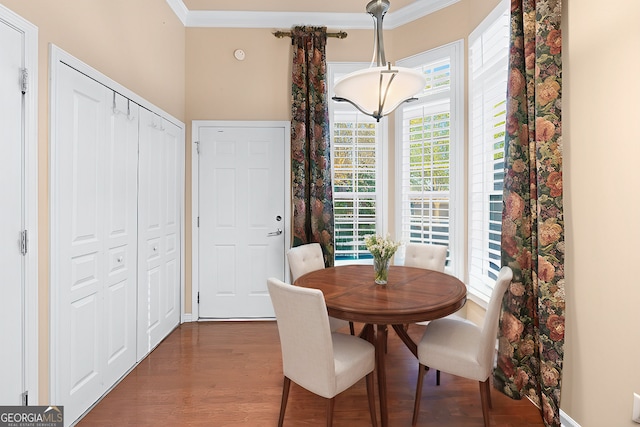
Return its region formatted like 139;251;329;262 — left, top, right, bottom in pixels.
267;228;282;237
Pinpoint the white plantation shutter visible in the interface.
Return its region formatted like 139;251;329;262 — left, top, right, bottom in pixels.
396;42;463;274
399;100;451;247
419;58;451;96
332;112;379;260
468;0;510;298
328;63;384;262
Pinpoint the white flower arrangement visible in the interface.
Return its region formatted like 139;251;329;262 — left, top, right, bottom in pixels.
364;234;401;261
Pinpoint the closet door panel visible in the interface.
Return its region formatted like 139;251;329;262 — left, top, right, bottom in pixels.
103;94;139;387
161;119;181;334
53;66;140;423
54;64;107;423
137;110;164;359
138;111;182;359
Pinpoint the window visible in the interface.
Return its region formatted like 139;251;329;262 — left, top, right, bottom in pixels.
395;42;464;276
328;63;386;263
468;0;510;299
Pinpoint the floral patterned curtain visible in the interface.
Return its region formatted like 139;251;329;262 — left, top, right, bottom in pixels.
494;1;564;426
290;26;335;266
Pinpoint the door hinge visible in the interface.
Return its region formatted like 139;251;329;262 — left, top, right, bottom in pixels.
22;391;28;406
197;217;200;227
194;141;200;155
197;292;200;304
20;230;28;255
21;68;28;94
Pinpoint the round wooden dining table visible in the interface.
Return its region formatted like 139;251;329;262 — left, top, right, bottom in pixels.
295;264;467;427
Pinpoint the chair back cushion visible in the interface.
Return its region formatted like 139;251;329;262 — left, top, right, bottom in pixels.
404;243;447;272
287;243;325;282
477;266;513;372
267;278;336;396
286;243;350;333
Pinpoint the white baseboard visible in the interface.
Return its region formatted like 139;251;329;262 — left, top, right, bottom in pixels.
181;313;193;323
561;409;581;427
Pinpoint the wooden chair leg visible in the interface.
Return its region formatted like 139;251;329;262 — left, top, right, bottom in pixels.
412;364;428;426
278;377;291;427
365;372;378;427
479;379;492;427
326;397;335;427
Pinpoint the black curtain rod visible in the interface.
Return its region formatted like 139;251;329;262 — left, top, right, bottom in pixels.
273;30;348;39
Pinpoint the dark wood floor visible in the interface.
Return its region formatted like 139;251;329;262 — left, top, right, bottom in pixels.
77;322;544;427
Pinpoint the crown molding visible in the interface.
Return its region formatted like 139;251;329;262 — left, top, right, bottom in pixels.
186;10;373;30
166;0;189;25
166;0;460;29
385;0;461;29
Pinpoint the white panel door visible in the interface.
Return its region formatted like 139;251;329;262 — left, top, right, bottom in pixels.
103;93;139;387
53;65;138;423
137;110;182;359
198;126;285;318
54;64;106;421
0;15;25;405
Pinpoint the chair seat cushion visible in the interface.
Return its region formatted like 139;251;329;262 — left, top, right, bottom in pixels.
416;312;463;326
417;317;490;382
332;333;375;396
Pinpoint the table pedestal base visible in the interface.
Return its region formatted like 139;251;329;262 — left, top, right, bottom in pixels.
360;323;397;427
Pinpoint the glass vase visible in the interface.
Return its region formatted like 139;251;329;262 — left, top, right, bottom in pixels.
373;257;391;285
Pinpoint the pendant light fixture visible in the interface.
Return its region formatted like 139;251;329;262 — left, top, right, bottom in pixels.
332;0;426;122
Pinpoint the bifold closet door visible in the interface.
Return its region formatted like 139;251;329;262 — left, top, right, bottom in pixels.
52;64;139;423
103;94;140;388
137;108;182;359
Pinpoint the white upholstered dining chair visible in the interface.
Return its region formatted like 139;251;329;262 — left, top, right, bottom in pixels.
403;242;448;272
403;243;449;323
412;266;513;427
267;278;378;427
286;243;354;334
402;242;449;383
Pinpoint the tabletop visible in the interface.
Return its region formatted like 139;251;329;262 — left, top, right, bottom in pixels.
294;264;467;324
